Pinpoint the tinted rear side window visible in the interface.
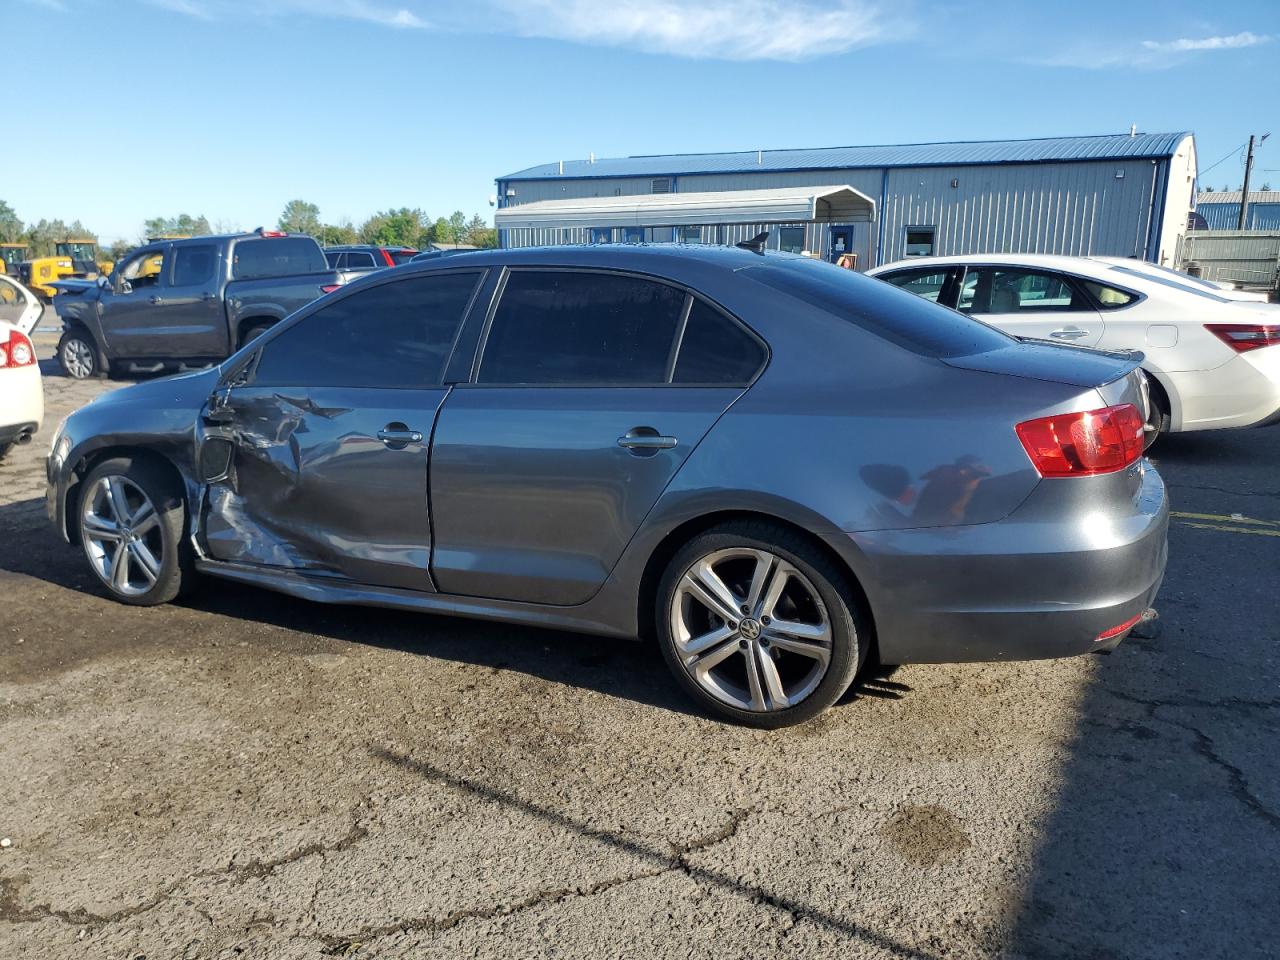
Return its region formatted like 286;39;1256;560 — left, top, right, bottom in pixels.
171;244;217;286
674;300;765;384
479;271;686;385
252;272;481;388
752;258;1014;358
388;251;418;265
231;237;327;279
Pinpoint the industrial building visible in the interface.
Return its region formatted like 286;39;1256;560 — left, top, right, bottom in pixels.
1195;190;1280;231
495;132;1198;269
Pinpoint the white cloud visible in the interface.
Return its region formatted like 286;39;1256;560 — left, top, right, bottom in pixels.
488;0;906;61
144;0;213;19
131;0;427;28
1033;29;1272;69
1140;31;1270;52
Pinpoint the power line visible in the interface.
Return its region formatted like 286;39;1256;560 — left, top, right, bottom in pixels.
1198;141;1249;179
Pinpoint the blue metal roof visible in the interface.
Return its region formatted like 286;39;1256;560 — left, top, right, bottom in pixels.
500;132;1193;182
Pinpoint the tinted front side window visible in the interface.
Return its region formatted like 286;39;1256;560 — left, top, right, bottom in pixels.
674;300;765;384
479;271;686;385
749;257;1013;359
253;272;481;388
171;244;217;286
231;237;327;279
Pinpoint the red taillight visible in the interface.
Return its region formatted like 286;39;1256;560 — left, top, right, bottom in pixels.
319;284;341;294
1096;612;1143;642
1;329;35;369
1016;403;1145;477
1205;323;1280;353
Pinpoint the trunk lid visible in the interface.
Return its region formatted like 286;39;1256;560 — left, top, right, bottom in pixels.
942;339;1143;388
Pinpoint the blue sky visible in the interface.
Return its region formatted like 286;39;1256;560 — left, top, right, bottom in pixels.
7;0;1277;243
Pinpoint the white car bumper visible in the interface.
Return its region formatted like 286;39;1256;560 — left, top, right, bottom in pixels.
1171;346;1280;431
0;362;43;446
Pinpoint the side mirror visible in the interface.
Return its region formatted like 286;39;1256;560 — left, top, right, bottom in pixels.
198;437;235;482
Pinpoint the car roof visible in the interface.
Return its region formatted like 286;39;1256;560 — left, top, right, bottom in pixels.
870;252;1130;273
403;243;795;273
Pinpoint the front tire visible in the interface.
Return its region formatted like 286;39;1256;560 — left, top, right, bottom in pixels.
656;521;865;728
58;330;100;380
78;457;194;605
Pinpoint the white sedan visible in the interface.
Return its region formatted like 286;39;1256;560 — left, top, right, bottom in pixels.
0;274;44;458
868;253;1280;435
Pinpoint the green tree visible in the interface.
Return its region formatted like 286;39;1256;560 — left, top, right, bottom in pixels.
359;208;429;247
25;219;96;257
278;199;321;236
0;200;23;244
317;221;359;246
464;213;497;249
142;213;211;240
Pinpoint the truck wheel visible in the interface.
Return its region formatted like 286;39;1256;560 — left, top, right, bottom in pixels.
58;330;100;380
242;323;272;345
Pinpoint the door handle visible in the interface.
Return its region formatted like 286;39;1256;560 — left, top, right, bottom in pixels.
617;428;678;453
201;291;216;301
377;425;424;447
149;296;163;305
1050;327;1089;339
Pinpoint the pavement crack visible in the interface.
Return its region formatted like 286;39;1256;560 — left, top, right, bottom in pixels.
319;806;752;951
0;797;373;931
1172;719;1280;831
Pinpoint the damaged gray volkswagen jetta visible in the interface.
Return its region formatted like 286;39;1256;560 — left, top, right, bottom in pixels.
46;245;1168;727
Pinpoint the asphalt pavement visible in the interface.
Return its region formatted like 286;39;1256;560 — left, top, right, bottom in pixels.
1;327;1276;959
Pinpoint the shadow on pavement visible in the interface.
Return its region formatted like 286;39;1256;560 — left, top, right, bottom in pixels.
0;496;897;720
1007;429;1280;958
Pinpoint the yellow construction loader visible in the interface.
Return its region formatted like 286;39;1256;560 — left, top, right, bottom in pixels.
0;243;28;276
19;239;114;299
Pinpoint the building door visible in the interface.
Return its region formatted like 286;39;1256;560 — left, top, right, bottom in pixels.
829;226;854;264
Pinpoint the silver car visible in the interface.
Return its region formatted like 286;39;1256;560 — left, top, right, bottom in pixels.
46;245;1168;726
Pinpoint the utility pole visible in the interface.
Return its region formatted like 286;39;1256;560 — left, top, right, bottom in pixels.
1238;133;1271;230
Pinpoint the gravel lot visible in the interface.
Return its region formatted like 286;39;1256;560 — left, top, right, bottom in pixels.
2;325;1277;959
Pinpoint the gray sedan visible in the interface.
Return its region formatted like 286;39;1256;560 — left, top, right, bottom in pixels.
45;245;1168;726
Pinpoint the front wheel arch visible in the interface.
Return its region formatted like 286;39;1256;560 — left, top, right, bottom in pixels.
65;446;189;546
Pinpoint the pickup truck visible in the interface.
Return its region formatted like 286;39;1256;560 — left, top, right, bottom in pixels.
51;230;343;379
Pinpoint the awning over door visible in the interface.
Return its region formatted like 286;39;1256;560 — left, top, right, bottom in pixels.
495;184;876;230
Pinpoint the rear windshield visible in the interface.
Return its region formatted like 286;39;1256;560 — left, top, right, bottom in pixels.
231;237;327;280
1106;264;1232;303
748;256;1014;358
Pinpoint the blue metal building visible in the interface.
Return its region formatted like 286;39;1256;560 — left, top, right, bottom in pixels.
495;132;1198;269
1195;191;1280;231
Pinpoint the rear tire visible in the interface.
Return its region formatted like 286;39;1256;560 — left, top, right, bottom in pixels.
656;520;865;728
0;442;11;462
1143;375;1171;450
58;329;101;380
77;457;194;606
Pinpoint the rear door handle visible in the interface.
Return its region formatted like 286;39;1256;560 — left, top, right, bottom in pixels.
1050;327;1089;339
149;296;163;305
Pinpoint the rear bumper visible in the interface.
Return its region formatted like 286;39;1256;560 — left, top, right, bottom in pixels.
1170;349;1280;432
0;420;38;446
826;461;1169;663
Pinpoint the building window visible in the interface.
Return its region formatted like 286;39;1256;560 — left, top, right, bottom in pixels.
778;226;805;254
624;227;644;243
590;227;611;244
904;226;936;258
652;178;672;194
680;226;703;244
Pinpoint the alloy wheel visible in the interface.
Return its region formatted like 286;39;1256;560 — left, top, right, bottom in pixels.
81;475;164;597
670;548;832;712
62;338;94;379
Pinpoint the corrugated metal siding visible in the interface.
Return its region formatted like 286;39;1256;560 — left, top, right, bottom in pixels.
879;159;1161;261
501;133;1190;181
1197;202;1280;231
1178;231;1280;288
